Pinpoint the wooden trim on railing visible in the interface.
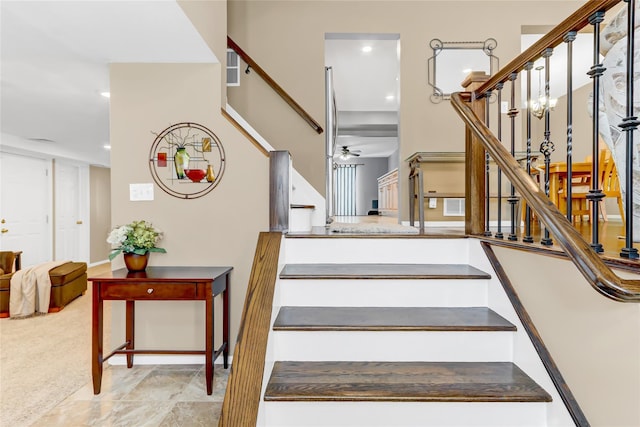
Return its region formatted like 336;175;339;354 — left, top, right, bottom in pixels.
270;151;291;232
477;0;620;95
218;232;282;427
462;72;490;235
221;108;269;157
450;92;640;302
228;36;324;135
481;242;590;427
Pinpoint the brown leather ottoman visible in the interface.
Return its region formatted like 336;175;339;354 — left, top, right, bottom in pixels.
49;262;88;313
0;272;12;317
0;261;87;317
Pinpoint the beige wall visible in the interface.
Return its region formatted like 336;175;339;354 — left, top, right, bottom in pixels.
493;245;640;427
179;0;229;101
89;166;111;263
109;63;269;351
227;0;583;220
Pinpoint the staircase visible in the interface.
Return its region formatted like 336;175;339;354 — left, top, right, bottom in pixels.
256;235;575;426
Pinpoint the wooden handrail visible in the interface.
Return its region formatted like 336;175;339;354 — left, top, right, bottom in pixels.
450;92;640;302
228;36;324;135
477;0;621;95
218;231;282;426
221;107;269;157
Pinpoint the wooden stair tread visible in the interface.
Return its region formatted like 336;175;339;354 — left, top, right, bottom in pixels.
273;307;516;331
265;361;551;403
279;263;491;279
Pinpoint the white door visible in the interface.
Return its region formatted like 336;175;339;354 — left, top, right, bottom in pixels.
55;160;89;263
0;152;52;267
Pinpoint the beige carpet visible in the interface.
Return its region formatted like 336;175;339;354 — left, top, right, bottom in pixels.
0;263;112;427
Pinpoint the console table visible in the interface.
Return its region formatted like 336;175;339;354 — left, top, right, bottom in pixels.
407;151;538;232
90;266;232;395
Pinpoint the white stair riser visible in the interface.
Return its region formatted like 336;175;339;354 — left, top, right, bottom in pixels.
273;331;513;362
264;401;547;427
289;208;314;232
283;238;471;264
277;279;488;307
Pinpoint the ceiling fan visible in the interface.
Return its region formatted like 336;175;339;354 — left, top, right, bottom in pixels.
337;145;361;160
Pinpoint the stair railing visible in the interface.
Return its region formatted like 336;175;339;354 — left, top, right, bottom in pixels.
470;0;640;254
452;92;640;302
451;0;640;301
325;66;337;224
228;37;324;135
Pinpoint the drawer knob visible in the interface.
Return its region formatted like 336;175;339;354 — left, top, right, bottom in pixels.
147;288;154;294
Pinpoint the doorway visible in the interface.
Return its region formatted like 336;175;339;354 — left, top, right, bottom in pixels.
0;152;52;267
325;33;400;217
54;160;90;263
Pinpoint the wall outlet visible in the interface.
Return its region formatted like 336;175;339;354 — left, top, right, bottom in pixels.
428;198;437;209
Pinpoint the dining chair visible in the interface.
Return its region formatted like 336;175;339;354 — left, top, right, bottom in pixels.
558;149;624;224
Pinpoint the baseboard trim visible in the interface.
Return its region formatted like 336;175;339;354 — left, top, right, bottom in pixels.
88;260;110;268
108;354;233;366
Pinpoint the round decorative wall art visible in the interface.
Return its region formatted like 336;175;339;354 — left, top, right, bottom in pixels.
149;122;226;199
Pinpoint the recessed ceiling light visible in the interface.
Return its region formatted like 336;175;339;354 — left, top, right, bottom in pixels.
362;46;372;53
103;144;111;150
100;92;110;98
385;95;395;101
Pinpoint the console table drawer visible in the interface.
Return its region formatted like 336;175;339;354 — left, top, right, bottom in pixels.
101;283;198;299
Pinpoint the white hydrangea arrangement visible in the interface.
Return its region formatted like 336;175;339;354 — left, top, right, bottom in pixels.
107;220;166;261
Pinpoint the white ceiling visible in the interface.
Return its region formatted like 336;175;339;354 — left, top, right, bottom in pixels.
0;0;217;167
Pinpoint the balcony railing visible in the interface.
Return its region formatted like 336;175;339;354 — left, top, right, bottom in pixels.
451;0;640;302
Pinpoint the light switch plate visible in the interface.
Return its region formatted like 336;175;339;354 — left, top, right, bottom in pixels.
130;183;154;201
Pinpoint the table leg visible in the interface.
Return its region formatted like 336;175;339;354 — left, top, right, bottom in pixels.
223;274;230;369
549;173;559;208
205;288;213;395
418;168;425;233
409;168;415;227
125;301;135;368
92;282;103;394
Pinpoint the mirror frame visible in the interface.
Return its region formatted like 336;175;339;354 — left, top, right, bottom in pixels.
427;38;499;103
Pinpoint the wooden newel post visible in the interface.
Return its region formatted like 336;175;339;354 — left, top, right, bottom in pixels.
461;72;490;235
269;150;291;232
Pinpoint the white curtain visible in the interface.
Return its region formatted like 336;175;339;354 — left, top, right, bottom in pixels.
334;164;357;216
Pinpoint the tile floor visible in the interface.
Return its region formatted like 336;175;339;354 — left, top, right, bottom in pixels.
33;364;229;426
